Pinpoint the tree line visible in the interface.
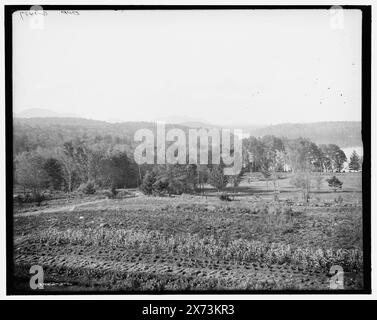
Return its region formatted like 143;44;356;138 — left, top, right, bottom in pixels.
14;138;139;199
14;131;362;201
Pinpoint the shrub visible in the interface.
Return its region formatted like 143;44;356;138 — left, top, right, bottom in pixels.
14;192;47;205
251;203;268;215
219;193;232;201
326;176;343;192
285;198;294;206
116;190;133;198
110;186;118;198
33;192;45;206
78;181;96;194
13;195;23;205
103;187;118;199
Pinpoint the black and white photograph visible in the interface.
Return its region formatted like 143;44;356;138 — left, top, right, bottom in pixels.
4;4;371;297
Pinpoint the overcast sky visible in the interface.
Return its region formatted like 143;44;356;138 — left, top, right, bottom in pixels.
13;9;362;125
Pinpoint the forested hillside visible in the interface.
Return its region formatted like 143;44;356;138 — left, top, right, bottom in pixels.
13;118;189;155
13;118;363;155
247;122;362;148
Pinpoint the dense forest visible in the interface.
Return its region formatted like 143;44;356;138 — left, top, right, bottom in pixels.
13;117;362;203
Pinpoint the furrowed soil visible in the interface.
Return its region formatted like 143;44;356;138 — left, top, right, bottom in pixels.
13;176;364;292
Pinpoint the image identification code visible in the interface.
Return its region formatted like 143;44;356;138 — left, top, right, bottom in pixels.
142;304;235;317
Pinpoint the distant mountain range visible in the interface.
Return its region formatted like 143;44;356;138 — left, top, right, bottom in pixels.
14;108;79;118
14;108;362;148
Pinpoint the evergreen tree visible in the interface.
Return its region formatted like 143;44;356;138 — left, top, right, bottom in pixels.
359;155;363;170
43;158;64;190
140;170;157;195
349;150;361;171
154;165;187;196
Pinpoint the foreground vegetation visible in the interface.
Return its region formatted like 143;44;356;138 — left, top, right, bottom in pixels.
13;175;363;292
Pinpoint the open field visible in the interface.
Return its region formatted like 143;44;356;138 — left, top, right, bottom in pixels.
13;173;363;292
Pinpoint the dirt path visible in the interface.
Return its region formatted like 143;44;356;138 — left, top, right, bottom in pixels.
14;199;109;217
